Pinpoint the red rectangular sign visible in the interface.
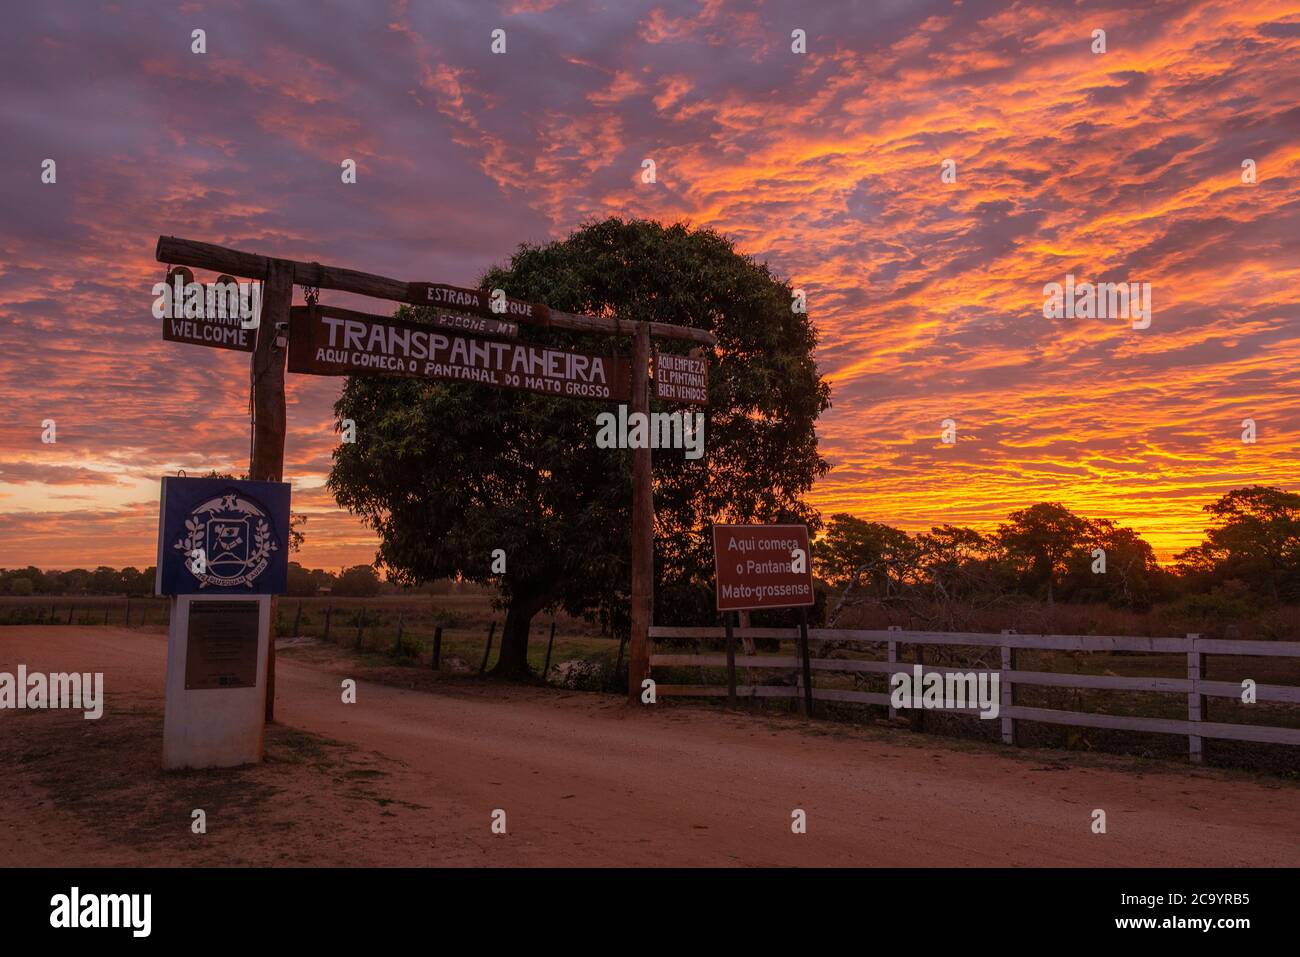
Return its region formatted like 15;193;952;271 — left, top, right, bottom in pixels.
712;524;814;611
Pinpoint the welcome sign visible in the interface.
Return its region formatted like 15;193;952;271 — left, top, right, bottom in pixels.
155;477;290;595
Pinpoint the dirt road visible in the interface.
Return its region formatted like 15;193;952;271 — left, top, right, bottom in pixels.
2;627;1296;867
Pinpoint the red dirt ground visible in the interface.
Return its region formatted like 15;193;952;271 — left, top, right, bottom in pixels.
2;626;1296;867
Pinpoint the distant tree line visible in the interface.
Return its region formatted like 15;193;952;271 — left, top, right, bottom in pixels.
5;487;1295;618
0;566;157;597
816;486;1300;623
0;562;488;599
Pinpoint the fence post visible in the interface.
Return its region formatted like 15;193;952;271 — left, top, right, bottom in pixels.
480;621;496;675
542;621;556;681
432;625;443;670
1000;630;1016;746
355;608;366;650
293;601;303;637
798;608;814;717
1187;633;1204;763
724;612;737;706
125;597;132;627
393;611;404;656
67;605;74;625
913;644;926;731
323;605;332;641
887;626;901;721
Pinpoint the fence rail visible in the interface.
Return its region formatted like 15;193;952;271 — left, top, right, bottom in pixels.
648;625;1300;761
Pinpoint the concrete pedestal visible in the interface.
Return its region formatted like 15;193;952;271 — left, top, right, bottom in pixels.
162;594;269;769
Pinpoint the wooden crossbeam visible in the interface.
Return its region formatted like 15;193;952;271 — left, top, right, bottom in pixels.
155;236;718;346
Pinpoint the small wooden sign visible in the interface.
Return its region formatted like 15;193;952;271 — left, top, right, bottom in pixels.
712;524;815;611
406;282;550;327
289;305;630;401
653;350;708;405
162;314;256;352
159;267;256;352
425;311;519;339
184;600;261;690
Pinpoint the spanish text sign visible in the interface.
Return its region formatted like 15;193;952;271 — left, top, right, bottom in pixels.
712;524;814;611
652;350;708;405
156;477;291;595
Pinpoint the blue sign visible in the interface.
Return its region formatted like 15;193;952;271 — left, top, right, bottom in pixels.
156;477;290;595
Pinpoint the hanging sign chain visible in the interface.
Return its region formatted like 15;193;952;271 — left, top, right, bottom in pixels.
302;261;321;306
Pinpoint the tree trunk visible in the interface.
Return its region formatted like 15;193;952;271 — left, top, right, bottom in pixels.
492;595;545;678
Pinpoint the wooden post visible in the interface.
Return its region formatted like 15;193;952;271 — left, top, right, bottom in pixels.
355;608;366;649
480;621;496;675
1000;630;1016;746
252;257;292;723
432;625;443;670
797;607;814;717
125;597;132;627
1187;633;1204;763
738;609;756;687
393;611;404;656
913;645;926;731
887;626;900;721
293;601;303;637
724;612;737;706
627;321;654;703
542;620;556;680
323;605;332;641
67;605;73;625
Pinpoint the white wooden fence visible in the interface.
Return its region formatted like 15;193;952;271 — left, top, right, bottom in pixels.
648;625;1300;762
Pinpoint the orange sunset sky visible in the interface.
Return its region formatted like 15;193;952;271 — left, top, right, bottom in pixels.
1;0;1298;571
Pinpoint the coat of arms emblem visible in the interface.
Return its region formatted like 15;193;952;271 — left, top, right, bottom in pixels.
173;491;279;588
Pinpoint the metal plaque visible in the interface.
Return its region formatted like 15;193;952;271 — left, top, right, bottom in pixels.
184;600;261;690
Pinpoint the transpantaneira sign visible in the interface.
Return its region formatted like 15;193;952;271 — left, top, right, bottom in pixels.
288;304;630;401
712;524;814;611
652;350;708;406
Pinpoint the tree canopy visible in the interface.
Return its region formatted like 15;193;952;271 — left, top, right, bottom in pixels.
1175;486;1300;601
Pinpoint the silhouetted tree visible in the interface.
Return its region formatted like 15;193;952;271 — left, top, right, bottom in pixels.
1175;486;1300;602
